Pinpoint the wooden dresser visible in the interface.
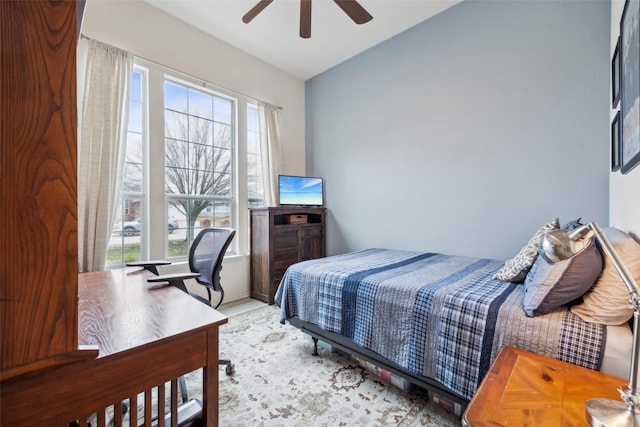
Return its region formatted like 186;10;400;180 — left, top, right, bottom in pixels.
250;207;326;304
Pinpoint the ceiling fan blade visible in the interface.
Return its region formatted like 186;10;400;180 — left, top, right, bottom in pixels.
333;0;373;24
300;0;311;38
242;0;274;24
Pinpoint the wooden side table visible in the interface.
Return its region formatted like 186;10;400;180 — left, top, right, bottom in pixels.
462;346;627;426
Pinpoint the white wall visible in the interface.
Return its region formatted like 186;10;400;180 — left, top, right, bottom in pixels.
81;0;307;302
610;0;640;239
306;0;611;260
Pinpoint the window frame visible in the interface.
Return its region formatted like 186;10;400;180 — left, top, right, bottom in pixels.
106;65;149;269
162;76;238;258
106;58;259;267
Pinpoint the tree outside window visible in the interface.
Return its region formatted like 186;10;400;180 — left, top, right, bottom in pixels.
164;81;234;256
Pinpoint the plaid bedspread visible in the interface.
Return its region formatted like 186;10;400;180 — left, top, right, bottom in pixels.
274;248;606;400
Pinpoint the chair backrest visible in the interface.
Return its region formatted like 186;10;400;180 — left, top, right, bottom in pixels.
189;227;236;292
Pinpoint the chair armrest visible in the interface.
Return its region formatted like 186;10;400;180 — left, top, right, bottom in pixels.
148;272;201;294
126;260;172;275
147;272;201;282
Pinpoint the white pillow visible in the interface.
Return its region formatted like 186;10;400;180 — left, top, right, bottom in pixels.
571;228;640;325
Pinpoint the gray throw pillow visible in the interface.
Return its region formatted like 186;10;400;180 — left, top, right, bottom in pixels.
522;234;602;317
494;218;560;283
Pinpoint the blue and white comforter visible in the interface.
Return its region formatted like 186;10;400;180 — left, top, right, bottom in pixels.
275;248;606;400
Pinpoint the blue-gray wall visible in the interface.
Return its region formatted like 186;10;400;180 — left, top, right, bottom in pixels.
306;0;611;260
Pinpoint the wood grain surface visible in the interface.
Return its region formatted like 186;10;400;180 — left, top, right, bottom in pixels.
463;346;627;427
1;0;83;376
1;268;228;425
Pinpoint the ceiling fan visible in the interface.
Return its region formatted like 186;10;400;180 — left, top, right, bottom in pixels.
242;0;373;39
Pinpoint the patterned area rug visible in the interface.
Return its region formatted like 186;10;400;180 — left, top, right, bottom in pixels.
193;304;461;426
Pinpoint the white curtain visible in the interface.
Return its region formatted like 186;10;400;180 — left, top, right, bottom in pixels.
258;101;282;206
77;38;132;272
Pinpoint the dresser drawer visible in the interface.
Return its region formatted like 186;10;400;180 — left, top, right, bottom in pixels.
273;228;298;248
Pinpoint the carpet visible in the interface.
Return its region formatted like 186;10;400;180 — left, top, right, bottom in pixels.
201;304;461;426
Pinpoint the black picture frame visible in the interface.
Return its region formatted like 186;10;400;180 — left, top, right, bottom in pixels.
612;111;621;171
620;0;640;174
612;36;620;108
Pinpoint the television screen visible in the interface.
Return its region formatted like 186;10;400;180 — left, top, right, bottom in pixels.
278;175;324;206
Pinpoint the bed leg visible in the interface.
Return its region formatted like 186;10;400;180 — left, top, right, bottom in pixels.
311;337;319;356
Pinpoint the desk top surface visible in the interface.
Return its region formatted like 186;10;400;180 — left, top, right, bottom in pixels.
78;267;228;357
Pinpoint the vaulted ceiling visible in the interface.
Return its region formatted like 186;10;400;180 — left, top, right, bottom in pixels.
142;0;462;80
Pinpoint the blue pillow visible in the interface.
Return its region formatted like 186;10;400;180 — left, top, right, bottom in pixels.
561;217;583;230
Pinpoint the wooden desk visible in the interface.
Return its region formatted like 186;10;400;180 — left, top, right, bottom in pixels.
0;268;228;426
462;346;627;427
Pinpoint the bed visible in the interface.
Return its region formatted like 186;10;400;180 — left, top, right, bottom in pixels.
274;222;639;414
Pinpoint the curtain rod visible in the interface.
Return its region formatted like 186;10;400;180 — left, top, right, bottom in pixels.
79;34;283;110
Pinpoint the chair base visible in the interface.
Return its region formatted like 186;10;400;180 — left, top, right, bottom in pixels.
220;358;235;375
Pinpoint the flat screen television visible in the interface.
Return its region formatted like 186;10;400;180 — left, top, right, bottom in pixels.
278;175;324;207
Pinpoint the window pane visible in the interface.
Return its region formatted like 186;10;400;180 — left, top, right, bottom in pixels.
129;101;143;133
215;148;232;173
247;152;261;176
248;174;263;200
247;106;258;132
164;79;236;260
247;131;258;154
168;198;230;258
189;201;233;229
165;138;188;169
107;197;143;268
214;123;232;149
189;116;213;145
131;71;142;103
125;132;142;163
246;105;265;208
165;110;188;140
123;163;142;193
164;81;187;112
165;166;189;194
214;97;232;125
188;88;213;120
109;67;147;268
214;172;231;196
167;198;191;258
189;142;214;175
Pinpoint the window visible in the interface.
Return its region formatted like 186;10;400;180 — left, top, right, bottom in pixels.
247;104;266;208
107;69;146;268
106;60;264;267
164;80;235;258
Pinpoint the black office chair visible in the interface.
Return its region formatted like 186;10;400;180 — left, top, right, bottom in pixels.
124;228;236;426
145;227;236;376
147;227;236;308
